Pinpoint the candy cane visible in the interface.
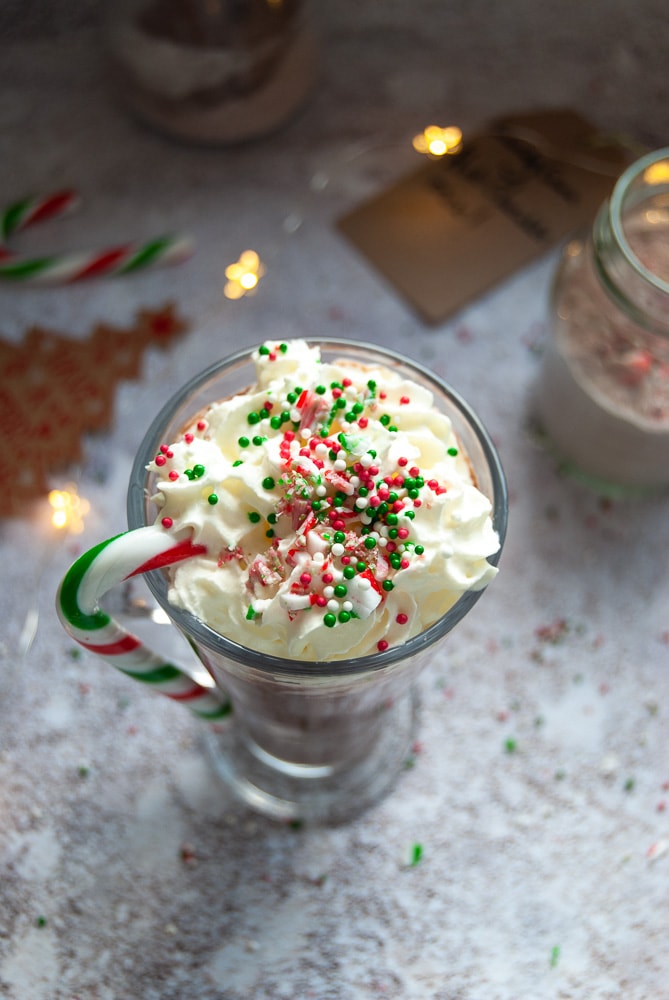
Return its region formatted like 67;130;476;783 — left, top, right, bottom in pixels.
56;525;230;721
0;189;194;283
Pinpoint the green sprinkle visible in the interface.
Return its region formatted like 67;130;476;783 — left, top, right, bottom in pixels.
311;500;322;511
248;511;261;523
380;414;391;426
364;536;377;550
408;488;420;500
247;411;260;425
35;916;48;928
343;565;356;579
323;613;337;628
388;425;398;433
382;580;394;592
409;843;423;866
192;464;205;479
262;476;276;490
315;384;327;394
403;510;415;520
246;606;256;620
270;415;283;429
414;544;424;555
345;412;357;423
267;512;277;524
333;531;346;544
286;391;297;404
334;584;347;598
207;493;219;505
448;446;459;456
258;345;270;355
338;610;351;623
624;777;635;792
358;485;369;497
266;529;275;538
386;513;398;525
356;561;367;572
504;737;517;754
279;343;288;353
367;379;377;392
238;435;250;448
233;460;243;467
550;946;561;969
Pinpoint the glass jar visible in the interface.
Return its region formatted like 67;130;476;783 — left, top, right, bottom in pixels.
536;147;669;493
105;0;318;145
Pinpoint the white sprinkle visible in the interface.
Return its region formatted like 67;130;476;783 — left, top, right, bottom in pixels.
316;484;327;497
331;543;345;557
342;601;353;612
349;476;360;488
323;586;335;599
356;497;369;510
359;454;373;468
327;599;339;612
334;459;347;472
300;427;311;439
290;409;300;422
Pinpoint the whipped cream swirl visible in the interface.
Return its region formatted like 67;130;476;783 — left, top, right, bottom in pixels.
148;340;500;660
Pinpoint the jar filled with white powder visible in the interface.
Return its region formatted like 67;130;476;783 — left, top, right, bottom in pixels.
105;0;318;145
537;147;669;493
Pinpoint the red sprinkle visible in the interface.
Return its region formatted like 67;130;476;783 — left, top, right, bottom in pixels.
197;420;207;431
397;457;408;467
400;396;410;405
377;639;389;652
161;517;173;529
155;454;167;466
184;433;194;444
396;613;408;625
168;470;179;481
300;573;312;585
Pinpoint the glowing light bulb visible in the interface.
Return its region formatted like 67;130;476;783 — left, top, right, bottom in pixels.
412;125;463;158
643;161;669;185
224;249;266;299
48;485;90;534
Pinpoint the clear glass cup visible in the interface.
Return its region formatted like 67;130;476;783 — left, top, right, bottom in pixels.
104;0;318;145
124;340;507;823
536;147;669;494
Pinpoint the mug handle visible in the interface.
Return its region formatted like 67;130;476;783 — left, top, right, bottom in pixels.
56;525;231;721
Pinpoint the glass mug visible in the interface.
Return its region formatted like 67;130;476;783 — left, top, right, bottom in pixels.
537;147;669;494
57;341;507;824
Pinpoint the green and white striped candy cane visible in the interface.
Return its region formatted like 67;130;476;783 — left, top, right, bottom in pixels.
56;525;230;721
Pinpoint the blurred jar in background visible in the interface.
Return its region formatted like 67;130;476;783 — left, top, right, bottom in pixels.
536;147;669;494
105;0;317;144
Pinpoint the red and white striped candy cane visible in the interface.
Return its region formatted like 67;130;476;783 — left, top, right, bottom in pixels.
56;525;230;721
0;189;194;283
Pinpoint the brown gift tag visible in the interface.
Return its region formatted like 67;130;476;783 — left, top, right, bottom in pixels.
337;109;637;325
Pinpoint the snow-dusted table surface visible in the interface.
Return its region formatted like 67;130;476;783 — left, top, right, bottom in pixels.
1;5;668;998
